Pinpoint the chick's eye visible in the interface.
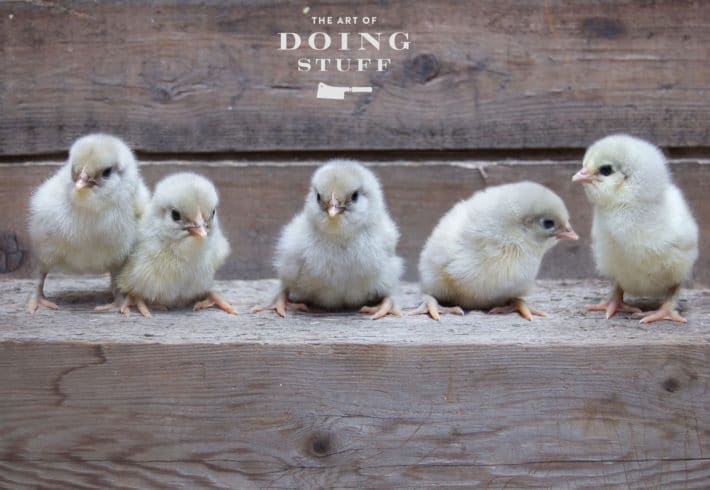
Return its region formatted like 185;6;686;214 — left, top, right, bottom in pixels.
316;192;321;203
541;218;555;230
102;167;113;178
171;209;181;222
351;191;359;202
598;165;614;176
210;209;216;220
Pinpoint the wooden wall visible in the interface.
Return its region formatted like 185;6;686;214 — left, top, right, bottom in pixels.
2;2;710;488
2;159;709;285
0;0;708;284
1;0;710;153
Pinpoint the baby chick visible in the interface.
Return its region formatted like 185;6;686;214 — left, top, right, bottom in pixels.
115;172;233;318
28;133;150;312
412;181;578;321
573;134;698;323
253;160;403;319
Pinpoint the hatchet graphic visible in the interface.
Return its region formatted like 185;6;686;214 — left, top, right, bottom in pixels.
316;82;373;100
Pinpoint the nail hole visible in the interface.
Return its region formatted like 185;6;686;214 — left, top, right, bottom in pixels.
306;432;331;458
662;377;680;393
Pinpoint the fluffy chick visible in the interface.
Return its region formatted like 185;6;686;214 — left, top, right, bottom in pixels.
412;181;578;321
573;134;698;323
253;160;403;319
28;133;150;312
115;172;233;318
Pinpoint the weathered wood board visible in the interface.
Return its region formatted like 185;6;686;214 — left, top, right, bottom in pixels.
2;159;708;285
1;0;710;154
1;278;709;488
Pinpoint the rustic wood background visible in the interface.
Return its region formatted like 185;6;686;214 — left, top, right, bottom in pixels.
2;1;709;488
0;0;707;283
1;0;710;152
2;159;709;285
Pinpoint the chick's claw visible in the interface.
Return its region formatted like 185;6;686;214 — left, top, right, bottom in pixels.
135;298;152;319
587;286;641;319
95;302;119;313
119;295;152;319
637;307;687;324
95;292;125;313
409;296;464;321
194;291;235;315
119;296;133;317
588;300;642;319
359;297;401;320
28;295;59;313
489;298;545;321
252;292;308;318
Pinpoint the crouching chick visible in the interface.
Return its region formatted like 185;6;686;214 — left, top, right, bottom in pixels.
114;172;233;318
412;181;578;321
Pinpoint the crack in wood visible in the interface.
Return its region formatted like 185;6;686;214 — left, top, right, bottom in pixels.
51;344;107;407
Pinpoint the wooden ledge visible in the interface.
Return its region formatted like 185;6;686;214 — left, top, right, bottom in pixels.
1;278;708;487
2;278;709;345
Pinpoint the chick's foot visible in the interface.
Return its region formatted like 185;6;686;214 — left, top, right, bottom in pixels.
359;296;402;320
28;295;59;313
194;291;235;315
587;286;641;319
252;291;308;317
408;295;464;321
489;298;545;321
637;305;687;324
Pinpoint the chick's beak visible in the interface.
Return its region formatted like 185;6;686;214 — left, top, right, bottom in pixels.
187;211;207;238
572;167;594;184
556;224;579;241
75;167;94;190
327;195;344;217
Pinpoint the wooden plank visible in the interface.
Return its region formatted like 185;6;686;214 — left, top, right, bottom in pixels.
1;460;709;489
3;278;710;343
2;159;709;285
1;1;710;154
0;279;709;488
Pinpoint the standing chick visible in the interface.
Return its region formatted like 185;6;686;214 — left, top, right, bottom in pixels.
253;160;403;319
28;133;150;312
115;172;233;318
573;134;698;323
412;182;578;321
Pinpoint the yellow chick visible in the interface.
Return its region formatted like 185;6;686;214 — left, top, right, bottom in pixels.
412;181;578;321
253;160;403;319
28;133;150;312
115;172;233;318
573;134;698;323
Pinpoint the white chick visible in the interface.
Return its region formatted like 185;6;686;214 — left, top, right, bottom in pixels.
573;134;698;323
115;172;233;318
28;133;150;312
412;181;578;321
253;160;403;320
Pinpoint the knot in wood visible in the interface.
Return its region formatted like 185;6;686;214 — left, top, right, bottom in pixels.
306;432;332;458
662;377;680;393
404;53;440;84
580;17;626;39
0;231;24;273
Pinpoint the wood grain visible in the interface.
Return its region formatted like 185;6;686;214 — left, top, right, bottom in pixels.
0;278;709;488
1;1;710;154
1;460;709;489
2;159;708;285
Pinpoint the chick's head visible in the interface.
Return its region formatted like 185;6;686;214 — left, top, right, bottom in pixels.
69;134;138;204
573;134;671;207
492;182;578;251
305;160;384;233
152;172;220;242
